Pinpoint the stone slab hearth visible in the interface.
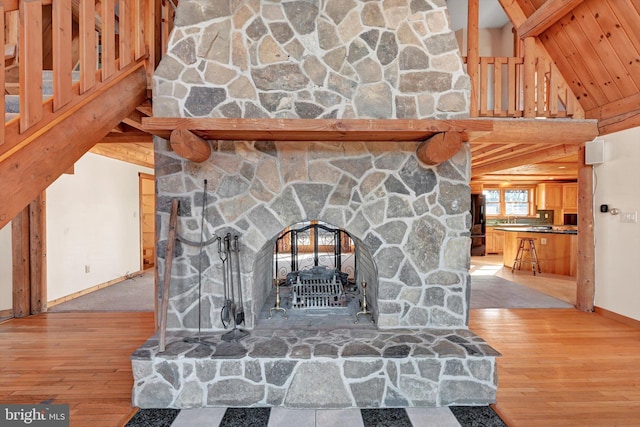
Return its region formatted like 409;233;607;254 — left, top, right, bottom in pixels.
131;328;499;409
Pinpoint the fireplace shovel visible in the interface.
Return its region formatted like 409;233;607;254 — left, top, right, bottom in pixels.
222;233;248;342
232;235;245;326
219;236;232;328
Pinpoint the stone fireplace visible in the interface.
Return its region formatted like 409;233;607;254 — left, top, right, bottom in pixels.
131;0;499;408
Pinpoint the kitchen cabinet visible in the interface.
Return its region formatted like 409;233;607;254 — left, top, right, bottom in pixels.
563;183;578;212
485;227;504;254
536;183;563;209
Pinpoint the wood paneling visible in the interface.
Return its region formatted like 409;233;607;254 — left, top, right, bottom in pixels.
513;0;640;131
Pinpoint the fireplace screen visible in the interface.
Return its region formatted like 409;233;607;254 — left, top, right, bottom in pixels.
274;221;357;310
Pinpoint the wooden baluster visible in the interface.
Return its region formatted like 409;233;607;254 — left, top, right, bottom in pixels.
467;0;479;117
79;0;97;93
119;0;133;69
479;57;489;116
523;37;536;118
494;57;506;116
507;57;517;117
102;0;116;80
549;63;559;116
53;0;72;111
537;56;547;116
134;0;145;60
19;0;44;132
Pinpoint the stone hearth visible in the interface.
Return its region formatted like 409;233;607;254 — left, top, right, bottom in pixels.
133;0;501;409
132;328;499;408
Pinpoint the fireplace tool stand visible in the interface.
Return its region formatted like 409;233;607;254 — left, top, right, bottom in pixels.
269;279;287;319
355;281;374;324
182;180;217;347
221;233;249;342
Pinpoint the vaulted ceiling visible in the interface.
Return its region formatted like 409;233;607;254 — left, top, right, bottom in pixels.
94;0;640;184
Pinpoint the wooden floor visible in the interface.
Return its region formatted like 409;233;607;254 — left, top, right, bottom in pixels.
1;271;639;426
0;312;155;427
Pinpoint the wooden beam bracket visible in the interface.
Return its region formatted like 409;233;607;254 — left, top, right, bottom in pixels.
416;131;464;166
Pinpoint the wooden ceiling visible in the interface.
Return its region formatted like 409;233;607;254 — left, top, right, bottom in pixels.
98;0;640;184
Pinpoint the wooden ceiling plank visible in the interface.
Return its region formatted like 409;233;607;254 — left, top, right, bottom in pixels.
607;0;640;74
555;9;624;103
544;20;609;107
472;144;580;176
471;144;540;167
574;2;639;97
518;0;585;38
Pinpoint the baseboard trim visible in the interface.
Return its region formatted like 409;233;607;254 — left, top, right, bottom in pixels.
0;308;13;321
594;306;640;329
47;270;145;308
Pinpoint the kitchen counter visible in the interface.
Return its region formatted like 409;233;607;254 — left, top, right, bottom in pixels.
495;226;577;235
499;228;577;276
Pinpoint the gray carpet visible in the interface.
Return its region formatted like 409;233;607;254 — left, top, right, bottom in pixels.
47;270;571;312
471;275;573;309
48;270;155;312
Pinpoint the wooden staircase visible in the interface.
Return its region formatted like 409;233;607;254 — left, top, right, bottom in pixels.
0;0;165;230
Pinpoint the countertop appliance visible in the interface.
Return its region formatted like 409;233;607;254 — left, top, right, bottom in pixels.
470;194;486;256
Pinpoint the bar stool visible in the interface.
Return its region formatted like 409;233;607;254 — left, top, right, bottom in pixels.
512;237;541;275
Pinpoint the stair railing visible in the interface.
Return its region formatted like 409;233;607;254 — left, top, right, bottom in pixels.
0;0;169;148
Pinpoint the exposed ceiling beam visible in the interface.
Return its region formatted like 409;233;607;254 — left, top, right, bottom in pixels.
472;144;580;176
518;0;585;38
98;130;153;143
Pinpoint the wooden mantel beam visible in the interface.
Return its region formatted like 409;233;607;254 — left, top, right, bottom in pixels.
142;117;598;145
142;118;467;142
518;0;585;39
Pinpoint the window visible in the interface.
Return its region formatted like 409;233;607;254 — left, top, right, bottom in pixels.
482;187;534;217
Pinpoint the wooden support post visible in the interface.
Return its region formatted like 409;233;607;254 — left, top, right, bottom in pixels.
159;199;179;353
29;193;47;314
416;132;463;166
576;145;595;311
11;193;47;317
12;207;31;318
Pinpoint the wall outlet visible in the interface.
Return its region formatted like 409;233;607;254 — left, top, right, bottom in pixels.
541;238;547;245
621;211;638;223
85;265;91;273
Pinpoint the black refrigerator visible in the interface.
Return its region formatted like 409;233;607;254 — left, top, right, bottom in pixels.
470;194;486;256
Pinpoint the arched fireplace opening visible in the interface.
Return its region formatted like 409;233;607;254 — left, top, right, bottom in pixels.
253;220;379;329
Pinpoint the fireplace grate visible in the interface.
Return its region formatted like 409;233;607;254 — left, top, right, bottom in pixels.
291;276;345;309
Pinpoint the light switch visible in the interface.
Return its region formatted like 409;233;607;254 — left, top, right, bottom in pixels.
621;211;638;223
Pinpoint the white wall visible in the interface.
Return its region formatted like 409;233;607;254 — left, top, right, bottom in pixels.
593;126;640;321
0;223;12;311
47;153;153;302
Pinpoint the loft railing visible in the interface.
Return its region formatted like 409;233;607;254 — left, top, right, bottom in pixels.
465;54;581;119
0;0;171;147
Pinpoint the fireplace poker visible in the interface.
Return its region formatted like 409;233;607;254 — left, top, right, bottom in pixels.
232;235;245;326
